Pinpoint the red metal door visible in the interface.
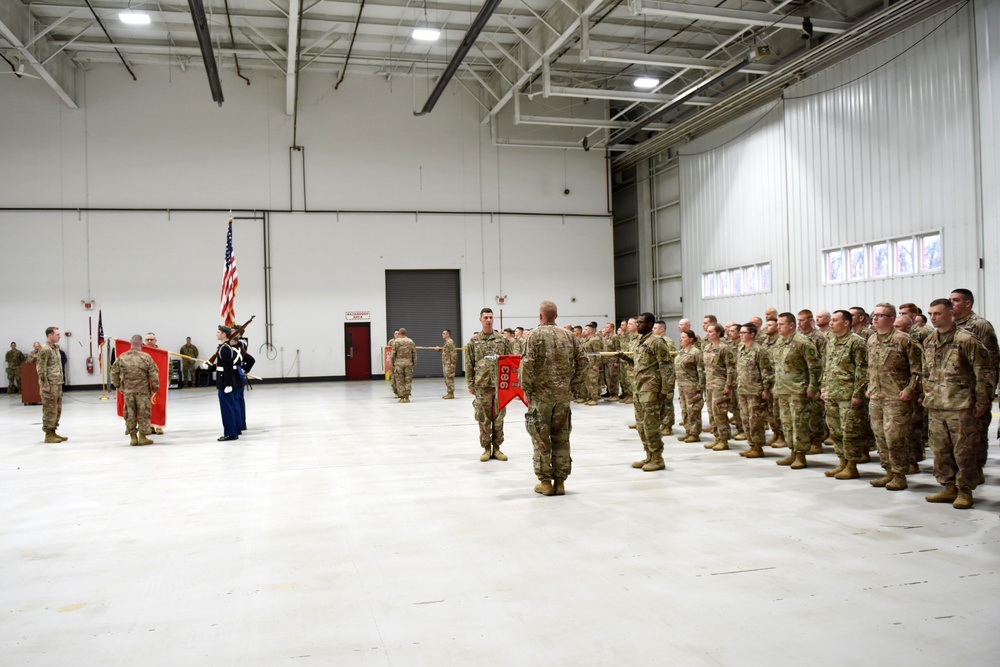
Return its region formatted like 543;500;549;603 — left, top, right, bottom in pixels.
344;323;371;380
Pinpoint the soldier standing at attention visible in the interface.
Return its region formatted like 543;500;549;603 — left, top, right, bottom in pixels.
179;337;199;388
703;323;735;451
850;307;875;341
773;312;821;470
391;328;417;403
619;317;639;403
435;329;457;399
652;320;677;435
602;322;620;402
922;298;992;509
675;330;705;443
581;323;603;405
142;332;165;435
864;304;920;490
6;342;25;394
736;323;773;459
899;303;934;345
798;309;828;453
821;310;869;481
37;326;67;443
815;310;832;334
760;317;785;448
520;300;588;496
894;314;928;467
621;312;674;472
214;325;242;441
725;322;745;440
950;288;999;479
466;308;509;462
111;335;160;446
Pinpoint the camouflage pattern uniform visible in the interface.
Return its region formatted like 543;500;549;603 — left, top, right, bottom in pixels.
441;338;457;396
36;342;64;433
954;310;999;470
179;341;199;387
390;336;417;399
736;340;774;452
773;333;822;454
465;330;508;454
907;336;928;462
822;332;868;462
582;333;603;403
759;331;783;440
727;337;744;435
804;329;828;445
6;347;26;393
922;327;992;493
910;325;934;346
603;331;620;400
657;334;678;431
703;340;735;444
675;346;705;438
619;331;637;401
867;331;919;474
628;332;675;463
111;348;160;437
520;324;588;482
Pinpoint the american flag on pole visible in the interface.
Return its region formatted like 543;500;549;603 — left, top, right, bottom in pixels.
220;218;239;326
97;310;104;358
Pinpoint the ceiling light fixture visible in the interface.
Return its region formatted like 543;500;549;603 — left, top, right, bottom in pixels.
633;76;660;89
119;1;151;25
412;1;440;42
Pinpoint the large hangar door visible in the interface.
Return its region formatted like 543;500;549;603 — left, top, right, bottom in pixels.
385;270;462;379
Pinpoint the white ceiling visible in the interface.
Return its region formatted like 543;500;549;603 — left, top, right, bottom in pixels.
0;0;958;161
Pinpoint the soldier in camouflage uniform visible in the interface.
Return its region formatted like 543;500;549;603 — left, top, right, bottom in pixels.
798;310;828;453
922;298;992;509
725;323;746;439
820;310;869;481
675;330;705;442
950;289;999;479
466;308;509;462
36;326;67;443
581;323;603;405
602;322;620;402
894;314;927;467
702;324;735;451
900;303;933;346
621;312;675;471
619;318;639;403
110;334;160;446
25;341;41;364
390;328;417;402
735;324;773;458
773;313;822;469
863;304;921;489
759;317;785;447
652;321;677;434
6;342;26;394
437;329;457;399
850;306;877;459
179;337;199;388
520;301;588;496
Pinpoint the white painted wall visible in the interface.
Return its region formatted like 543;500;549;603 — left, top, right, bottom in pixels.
0;68;612;387
677;4;988;327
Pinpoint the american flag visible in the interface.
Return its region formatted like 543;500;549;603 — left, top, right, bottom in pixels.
220;218;239;326
97;309;104;360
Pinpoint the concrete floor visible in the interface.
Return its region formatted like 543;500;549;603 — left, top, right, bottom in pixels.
2;379;998;666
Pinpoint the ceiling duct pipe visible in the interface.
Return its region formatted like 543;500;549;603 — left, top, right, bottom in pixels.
187;0;225;106
414;0;503;116
606;57;750;147
82;0;136;80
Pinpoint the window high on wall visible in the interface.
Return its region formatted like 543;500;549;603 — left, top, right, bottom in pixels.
823;231;942;284
702;262;771;299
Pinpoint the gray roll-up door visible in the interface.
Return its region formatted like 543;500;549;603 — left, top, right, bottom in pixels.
385;269;462;379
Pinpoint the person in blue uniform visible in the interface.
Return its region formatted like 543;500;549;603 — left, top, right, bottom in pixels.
214;325;243;441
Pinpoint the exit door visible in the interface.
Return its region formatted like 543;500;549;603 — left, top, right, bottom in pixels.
344;323;371;380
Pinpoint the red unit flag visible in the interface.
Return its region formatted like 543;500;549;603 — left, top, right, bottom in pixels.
495;354;526;413
115;339;169;427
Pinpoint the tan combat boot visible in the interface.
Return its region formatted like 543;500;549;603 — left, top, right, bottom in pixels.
885;473;908;491
925;483;958;503
870;471;893;487
770;437;788;449
952;489;974;509
733;432;747;441
642;451;665;472
776;451;797;466
585;399;598;406
129;433;139;446
704;438;720;449
765;433;778;446
479;450;491;462
906;462;920;475
712;439;730;451
442;393;454;399
534;479;555;496
553;479;566;496
744;445;765;459
790;452;808;469
492;447;508;461
806;442;824;455
43;429;61;443
834;461;860;480
660;425;672;436
683;435;701;443
136;433;154;445
858;450;871;463
52;430;68;441
825;458;847;477
632;449;651;469
628;423;638;430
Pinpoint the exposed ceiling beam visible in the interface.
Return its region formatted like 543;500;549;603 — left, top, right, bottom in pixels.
0;0;78;107
286;0;301;116
629;0;850;34
578;49;774;75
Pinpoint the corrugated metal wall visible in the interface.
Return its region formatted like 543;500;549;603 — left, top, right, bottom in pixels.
678;3;983;324
976;0;1000;317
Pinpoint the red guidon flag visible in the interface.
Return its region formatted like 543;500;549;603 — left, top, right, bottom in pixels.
495;354;526;414
115;339;169;427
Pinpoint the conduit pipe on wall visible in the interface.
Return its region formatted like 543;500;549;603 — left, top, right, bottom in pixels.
414;0;504;116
